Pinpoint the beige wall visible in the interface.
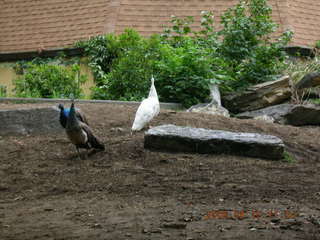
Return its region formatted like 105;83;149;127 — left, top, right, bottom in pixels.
79;60;95;98
0;63;16;96
0;59;95;98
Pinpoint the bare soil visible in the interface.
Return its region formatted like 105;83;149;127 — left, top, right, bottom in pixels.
0;102;320;240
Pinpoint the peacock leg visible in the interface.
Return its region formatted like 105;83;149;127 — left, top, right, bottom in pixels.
76;147;82;160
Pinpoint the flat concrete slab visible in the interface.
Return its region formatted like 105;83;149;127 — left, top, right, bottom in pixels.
0;107;62;136
144;125;285;160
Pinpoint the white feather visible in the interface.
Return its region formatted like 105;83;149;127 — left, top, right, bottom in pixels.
132;77;160;131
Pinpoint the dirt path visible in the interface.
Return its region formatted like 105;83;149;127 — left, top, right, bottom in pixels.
0;102;319;239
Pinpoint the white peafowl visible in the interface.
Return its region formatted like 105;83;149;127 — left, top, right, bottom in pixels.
66;100;105;159
131;76;160;131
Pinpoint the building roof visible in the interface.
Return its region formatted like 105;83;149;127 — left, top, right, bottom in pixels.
0;0;117;53
0;0;319;53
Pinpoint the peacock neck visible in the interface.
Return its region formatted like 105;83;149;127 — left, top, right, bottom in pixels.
66;103;80;130
148;81;158;99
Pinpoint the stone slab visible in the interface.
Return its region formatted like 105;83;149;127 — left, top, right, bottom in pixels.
237;103;320;126
0;107;62;136
144;125;284;160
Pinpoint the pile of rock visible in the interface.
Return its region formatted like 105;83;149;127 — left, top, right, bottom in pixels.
228;72;320;126
187;71;320;127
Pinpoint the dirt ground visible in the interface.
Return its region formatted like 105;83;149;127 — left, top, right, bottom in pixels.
0;102;320;240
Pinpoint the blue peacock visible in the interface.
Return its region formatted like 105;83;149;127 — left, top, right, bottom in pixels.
65;100;105;159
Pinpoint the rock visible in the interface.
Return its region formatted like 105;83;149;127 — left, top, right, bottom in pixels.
294;72;320;89
141;229;149;234
271;218;281;224
222;76;291;113
91;223;102;229
253;115;275;123
161;222;187;229
187;84;230;117
237;103;320;126
0;107;62;136
144;124;284;160
150;228;162;233
187;103;230;117
285;104;320;125
237;104;294;123
282;45;316;58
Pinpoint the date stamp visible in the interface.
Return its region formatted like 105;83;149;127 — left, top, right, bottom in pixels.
203;209;298;220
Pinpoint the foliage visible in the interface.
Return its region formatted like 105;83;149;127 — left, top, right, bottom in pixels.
284;57;320;84
153;39;209;106
14;62;87;98
0;85;7;97
284;56;320;104
80;30;218;107
78;0;292;106
218;0;292;89
282;151;296;163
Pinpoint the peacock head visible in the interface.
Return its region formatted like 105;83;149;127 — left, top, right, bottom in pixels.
58;103;64;110
69;98;76;114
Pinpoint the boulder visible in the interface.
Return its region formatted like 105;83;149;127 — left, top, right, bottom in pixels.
187;84;230;117
222;76;291;113
237;103;320;126
282;46;315;58
187;103;230;117
294;72;320;89
253;115;275;123
0;107;62;136
144;124;284;160
284;104;320;126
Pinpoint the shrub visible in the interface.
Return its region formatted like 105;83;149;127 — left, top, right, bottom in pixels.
154;37;217;106
0;84;7;97
83;30;155;100
218;0;292;89
14;63;87;98
79;0;292;106
81;30;219;107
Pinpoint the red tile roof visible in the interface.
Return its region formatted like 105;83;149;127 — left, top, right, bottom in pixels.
0;0;319;53
0;0;115;53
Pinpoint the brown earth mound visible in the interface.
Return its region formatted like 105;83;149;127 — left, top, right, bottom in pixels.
0;102;319;240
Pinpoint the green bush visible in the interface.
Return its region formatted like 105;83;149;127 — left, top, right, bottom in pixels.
84;30;154;100
154;37;217;106
14;63;87;98
79;0;292;107
0;84;7;97
81;30;219;107
218;0;292;89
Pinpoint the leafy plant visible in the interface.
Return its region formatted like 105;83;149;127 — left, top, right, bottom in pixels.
218;0;292;89
284;57;320;84
284;55;320;104
154;38;215;106
0;85;7;97
14;63;87;98
283;151;296;163
80;30;218;107
76;30;143;87
78;0;292;106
